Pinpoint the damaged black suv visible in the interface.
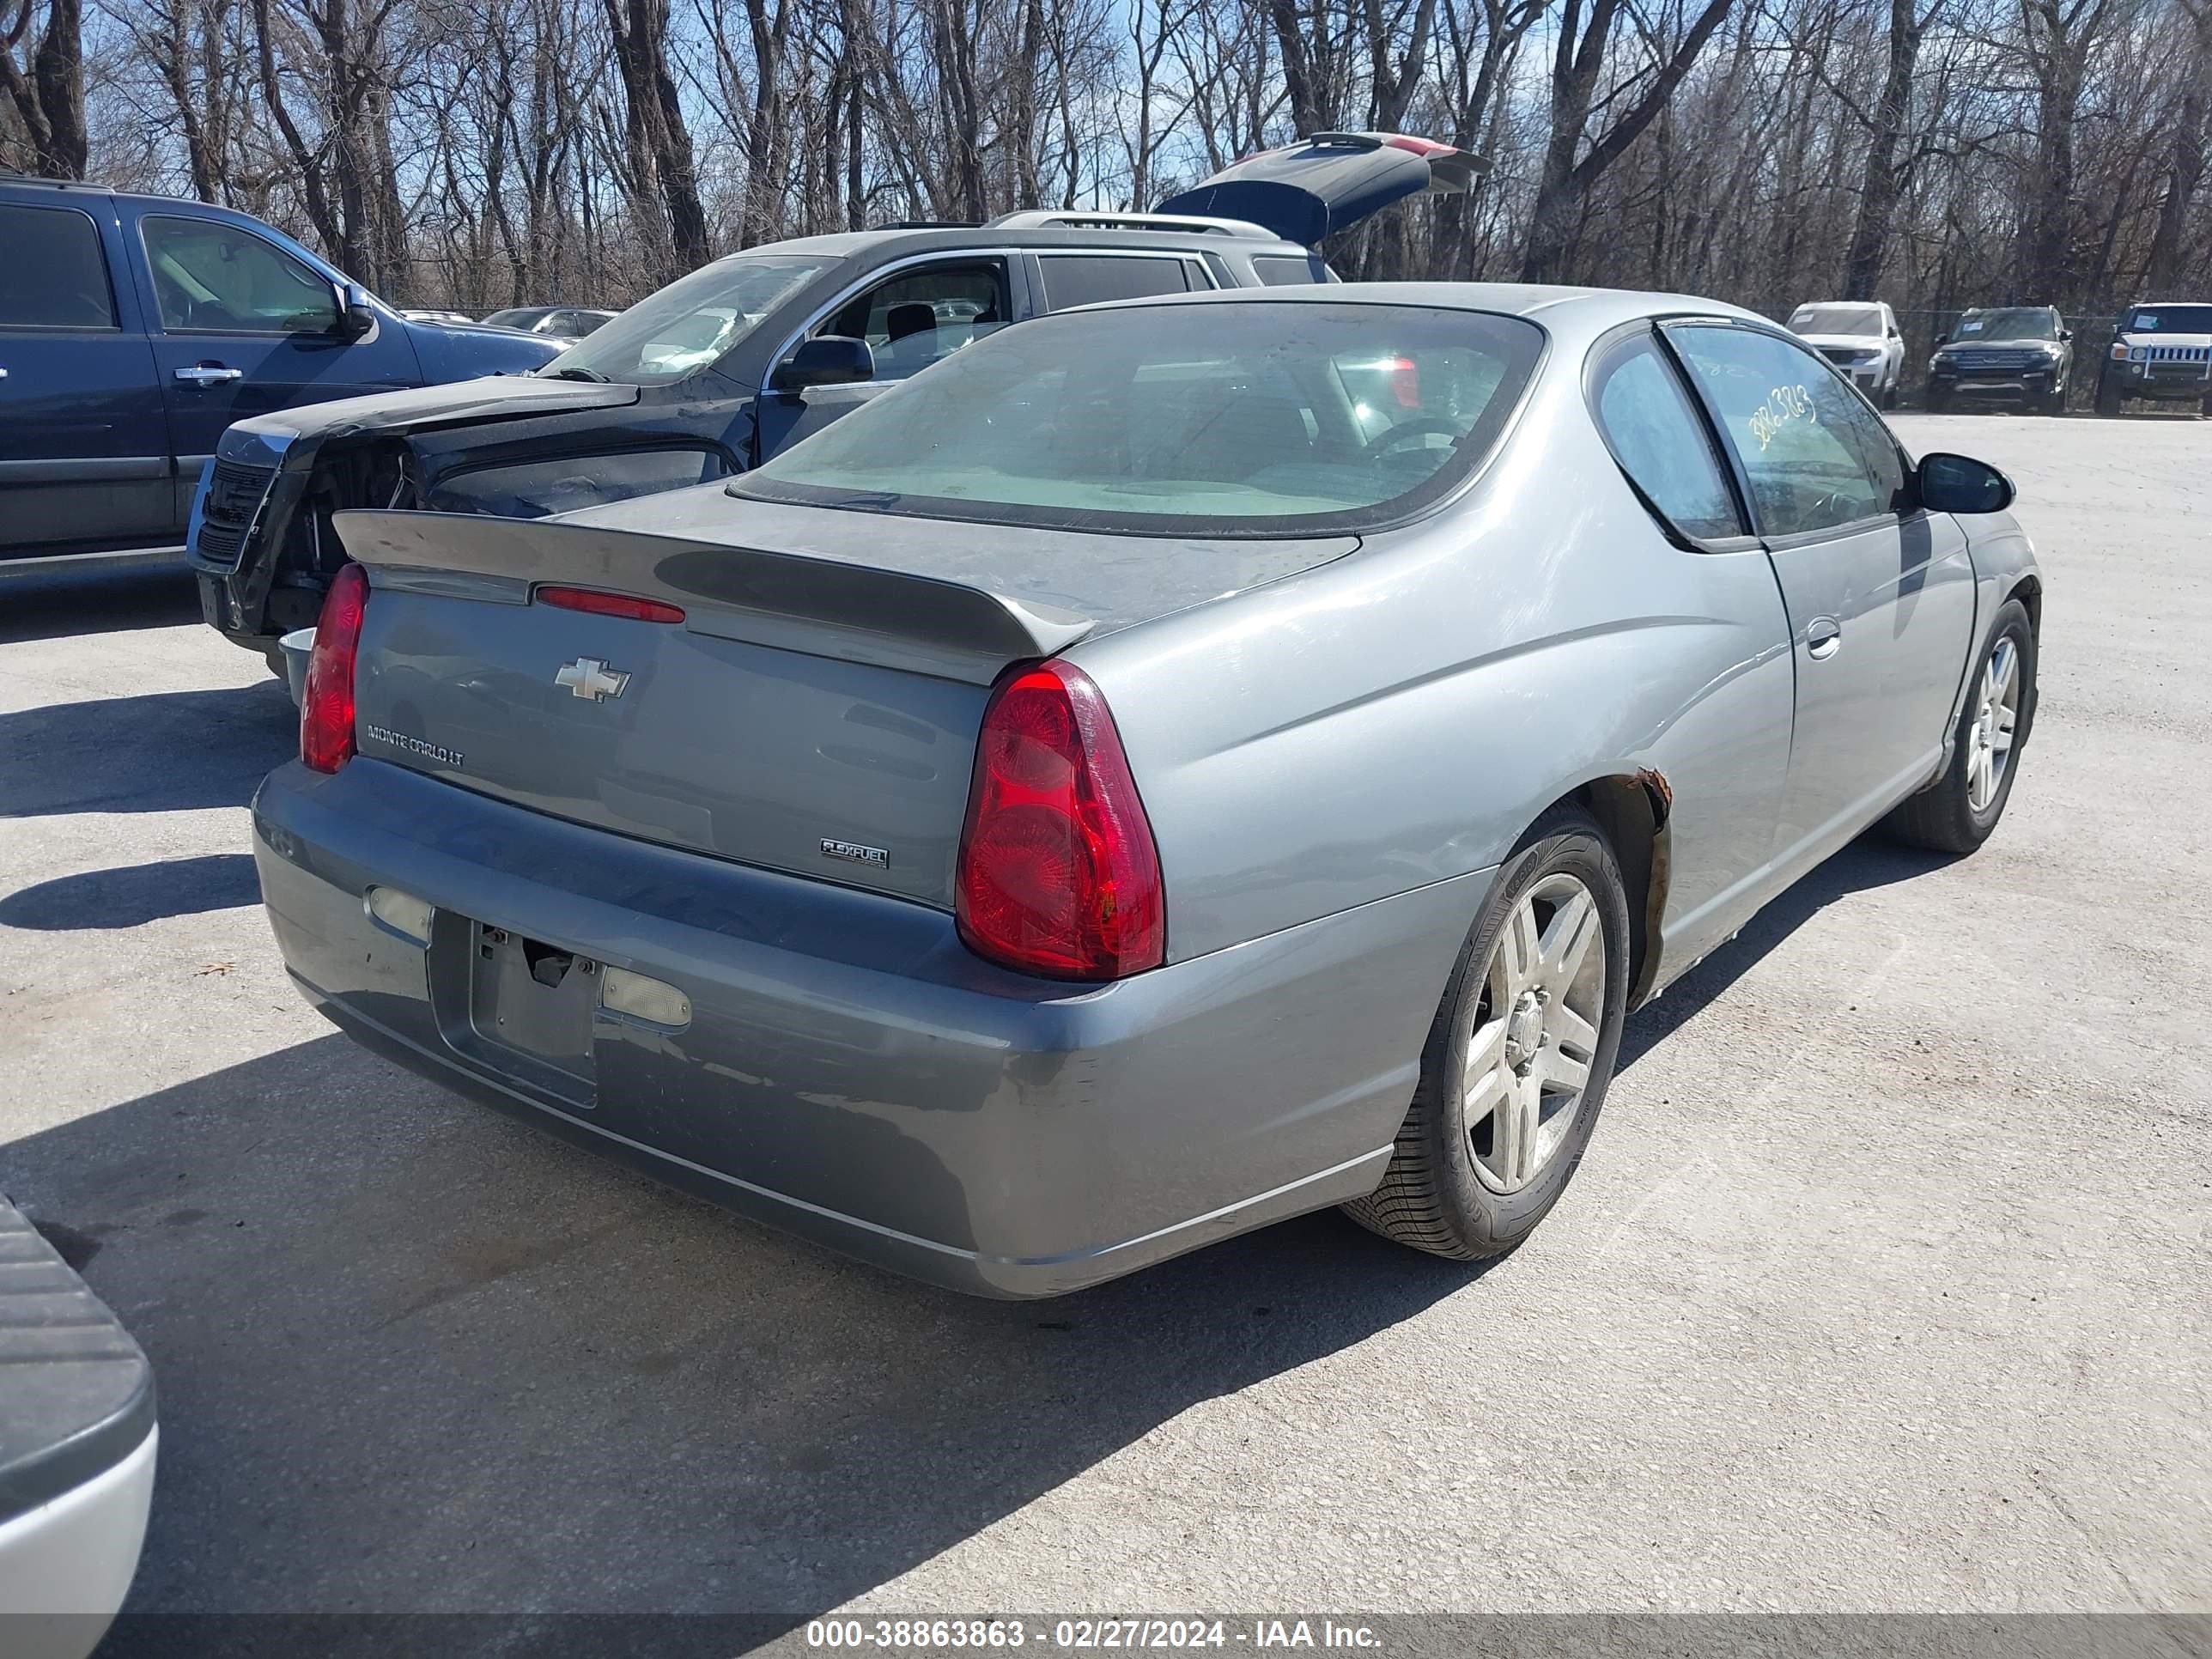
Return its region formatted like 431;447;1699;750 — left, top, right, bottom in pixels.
189;132;1474;671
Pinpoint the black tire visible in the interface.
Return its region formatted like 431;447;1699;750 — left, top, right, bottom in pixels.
1881;380;1900;411
2096;380;2123;417
1343;806;1632;1260
2200;392;2212;417
1882;599;2037;854
260;646;289;679
2043;382;2067;416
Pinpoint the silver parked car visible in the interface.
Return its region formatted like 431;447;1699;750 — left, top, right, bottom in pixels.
253;284;2041;1296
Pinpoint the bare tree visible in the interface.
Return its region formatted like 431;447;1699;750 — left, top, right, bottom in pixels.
2;0;87;176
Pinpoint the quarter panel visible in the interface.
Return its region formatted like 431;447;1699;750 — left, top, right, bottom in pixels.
1074;374;1797;968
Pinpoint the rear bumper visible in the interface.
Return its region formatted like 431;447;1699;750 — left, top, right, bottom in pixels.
252;760;1483;1297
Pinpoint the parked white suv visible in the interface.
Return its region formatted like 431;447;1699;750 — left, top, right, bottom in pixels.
1786;300;1905;408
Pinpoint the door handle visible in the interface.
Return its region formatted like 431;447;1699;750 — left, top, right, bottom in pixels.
174;364;243;386
1806;617;1843;659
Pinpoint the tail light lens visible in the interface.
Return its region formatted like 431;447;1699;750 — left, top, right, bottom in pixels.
957;659;1164;981
300;562;369;774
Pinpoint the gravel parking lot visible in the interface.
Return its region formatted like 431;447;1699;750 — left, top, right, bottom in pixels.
2;413;2206;1639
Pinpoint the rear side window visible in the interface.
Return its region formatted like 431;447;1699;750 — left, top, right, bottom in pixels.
1669;324;1905;538
1251;254;1328;287
0;204;118;330
1037;255;1193;310
1589;332;1743;541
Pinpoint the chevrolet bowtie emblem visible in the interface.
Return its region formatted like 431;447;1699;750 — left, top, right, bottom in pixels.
555;657;630;702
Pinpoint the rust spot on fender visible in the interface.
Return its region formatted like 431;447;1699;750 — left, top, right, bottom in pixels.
1634;767;1673;823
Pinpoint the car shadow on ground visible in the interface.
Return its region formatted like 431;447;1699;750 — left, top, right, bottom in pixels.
1618;835;1960;1072
0;680;295;818
4;830;1964;1656
10;1034;1491;1656
0;568;204;647
0;854;263;929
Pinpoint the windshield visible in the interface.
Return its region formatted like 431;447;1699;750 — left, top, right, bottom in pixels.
2126;305;2212;335
539;255;831;386
1789;304;1884;337
1952;308;2057;342
736;301;1545;536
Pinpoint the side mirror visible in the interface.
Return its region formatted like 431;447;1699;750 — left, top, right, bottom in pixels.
334;282;375;337
2060;327;2074;341
1917;452;2014;515
1934;332;1950;346
773;335;875;392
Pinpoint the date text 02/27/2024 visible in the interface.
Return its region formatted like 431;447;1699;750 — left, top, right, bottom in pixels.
804;1620;1382;1650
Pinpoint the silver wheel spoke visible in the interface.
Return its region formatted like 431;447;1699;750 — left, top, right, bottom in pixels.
1464;1015;1509;1095
1500;900;1540;991
1491;1073;1541;1188
1991;704;2016;754
1538;890;1599;993
1548;1002;1599;1063
1540;1046;1591;1093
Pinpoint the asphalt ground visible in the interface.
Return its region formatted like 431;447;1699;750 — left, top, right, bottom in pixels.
1;413;2205;1645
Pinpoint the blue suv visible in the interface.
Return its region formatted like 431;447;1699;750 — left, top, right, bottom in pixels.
0;171;561;588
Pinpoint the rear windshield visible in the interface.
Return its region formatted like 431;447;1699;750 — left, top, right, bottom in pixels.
734;301;1544;536
1789;303;1883;337
2127;305;2212;334
540;254;830;386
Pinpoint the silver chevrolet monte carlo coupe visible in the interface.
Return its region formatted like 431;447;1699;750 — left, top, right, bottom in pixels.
254;283;2040;1296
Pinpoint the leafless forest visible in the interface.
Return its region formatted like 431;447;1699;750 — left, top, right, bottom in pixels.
4;0;2208;337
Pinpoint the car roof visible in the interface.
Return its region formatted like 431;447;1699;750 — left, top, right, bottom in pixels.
701;222;1316;264
1040;280;1772;343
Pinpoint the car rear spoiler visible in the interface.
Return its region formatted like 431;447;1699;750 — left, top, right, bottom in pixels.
1152;131;1480;247
331;509;1095;685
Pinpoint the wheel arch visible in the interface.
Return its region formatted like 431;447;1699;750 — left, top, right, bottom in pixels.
1527;771;1673;1013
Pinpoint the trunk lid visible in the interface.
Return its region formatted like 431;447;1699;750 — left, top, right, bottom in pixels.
337;496;1354;906
1152;131;1478;246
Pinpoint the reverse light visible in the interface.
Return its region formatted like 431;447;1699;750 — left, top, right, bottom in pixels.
301;562;369;773
956;660;1164;981
536;585;684;623
365;885;434;946
600;966;692;1029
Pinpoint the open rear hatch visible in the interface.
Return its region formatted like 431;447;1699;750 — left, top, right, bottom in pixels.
1152;131;1478;246
334;500;1354;908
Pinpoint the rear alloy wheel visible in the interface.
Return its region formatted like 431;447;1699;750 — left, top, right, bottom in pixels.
1883;599;2036;854
1344;808;1629;1260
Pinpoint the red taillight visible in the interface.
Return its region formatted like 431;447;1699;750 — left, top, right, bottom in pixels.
956;659;1164;981
536;585;684;623
300;562;369;774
